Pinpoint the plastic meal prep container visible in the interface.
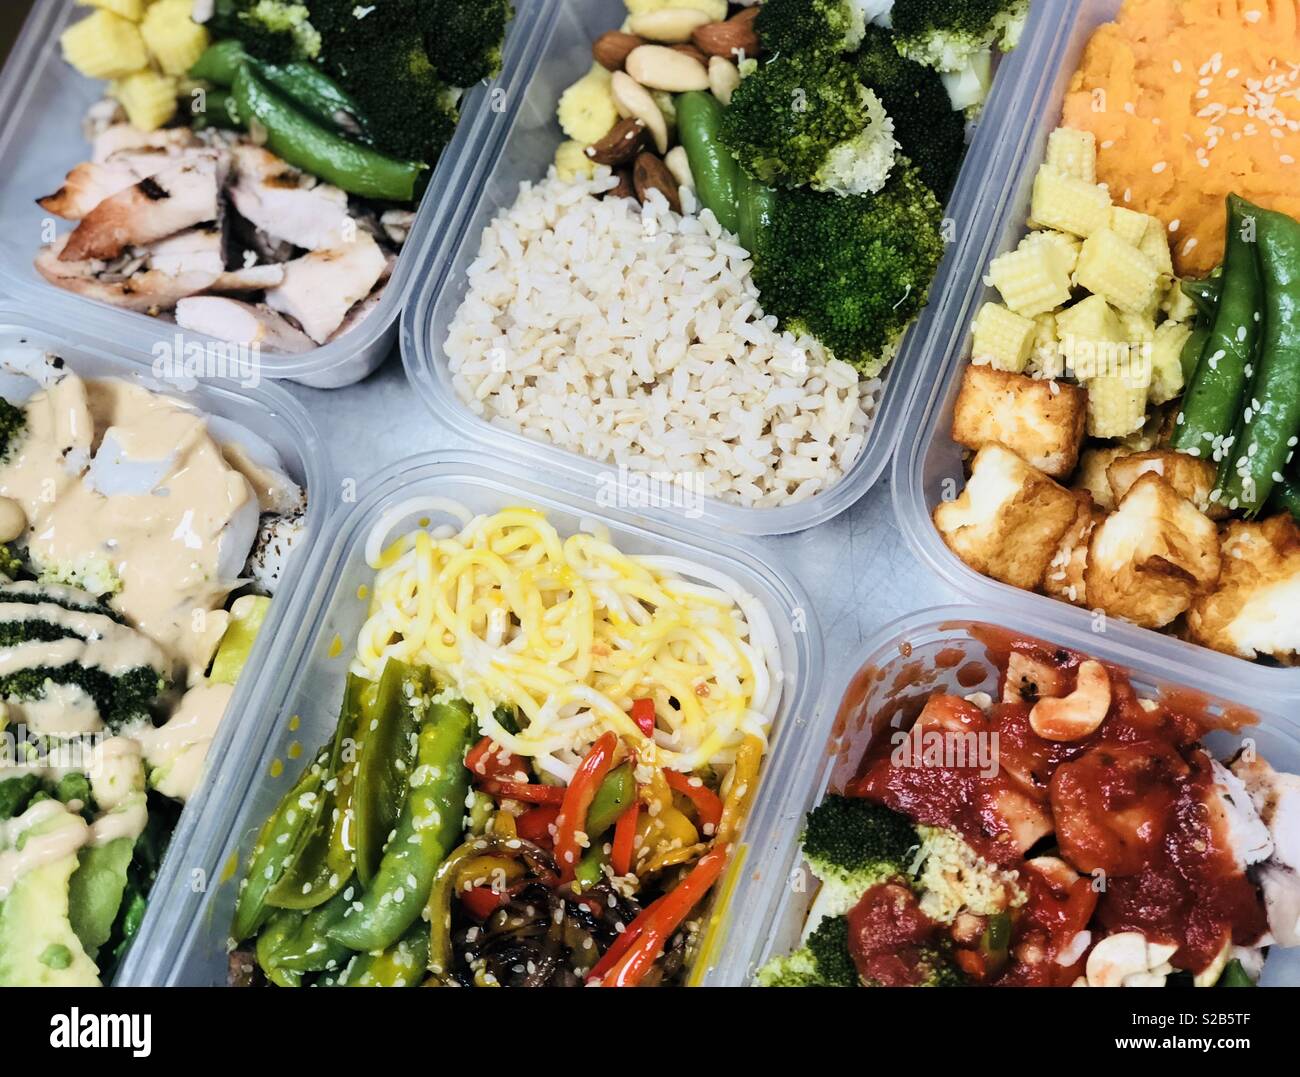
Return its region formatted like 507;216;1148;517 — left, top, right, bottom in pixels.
0;0;559;389
400;0;1062;537
0;304;331;984
124;448;824;986
891;0;1300;708
714;603;1300;988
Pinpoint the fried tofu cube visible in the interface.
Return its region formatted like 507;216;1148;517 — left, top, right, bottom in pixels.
1029;164;1111;238
934;445;1082;590
1073;445;1130;511
1085;473;1222;629
987;238;1074;318
951;364;1088;478
1187;516;1300;662
1074;228;1161;315
1045;127;1097;184
1107;449;1227;519
971;302;1037;372
1043;493;1105;607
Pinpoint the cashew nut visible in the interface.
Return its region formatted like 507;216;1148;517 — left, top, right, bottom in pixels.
1026;855;1080;890
1029;660;1111;741
628;8;712;43
1085;931;1179;987
611;71;669;154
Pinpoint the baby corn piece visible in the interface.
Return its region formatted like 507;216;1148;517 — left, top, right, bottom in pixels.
971;302;1037;373
1109;205;1150;246
111;69;178;131
987;240;1073;318
61;10;148;79
141;0;210;77
1073;228;1161;314
1045;127;1097;183
76;0;145;19
1029;164;1111;237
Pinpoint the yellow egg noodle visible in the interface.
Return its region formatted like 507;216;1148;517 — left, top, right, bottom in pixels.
354;498;784;782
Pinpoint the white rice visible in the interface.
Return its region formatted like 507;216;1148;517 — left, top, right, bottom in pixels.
444;168;876;508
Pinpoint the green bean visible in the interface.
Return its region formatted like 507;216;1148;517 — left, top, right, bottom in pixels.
676;90;741;235
1219;199;1300;514
1216;958;1255;987
1173;196;1263;459
328;700;473;952
231;66;424;202
232;745;328;941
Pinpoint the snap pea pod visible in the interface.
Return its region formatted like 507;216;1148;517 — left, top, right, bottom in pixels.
337;921;430;987
1216;958;1255;987
263;889;353;974
255;909;306;988
231;745;329;941
1268;471;1300;522
676;90;741;235
189;39;246;85
324;674;368;882
1179;325;1211;386
188;88;242;132
1181;272;1223;322
353;661;424;887
231;67;424;202
736;168;776;262
328;699;474;952
1173;196;1263;456
1219;200;1300;514
264;681;363;911
585;763;635;838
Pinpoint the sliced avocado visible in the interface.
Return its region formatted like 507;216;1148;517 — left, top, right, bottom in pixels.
68;836;135;961
209;594;271;684
0;812;100;986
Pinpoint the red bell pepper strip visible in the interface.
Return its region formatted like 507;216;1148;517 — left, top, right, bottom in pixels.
554;731;619;884
516;805;560;845
465;736;525;780
664;771;724;835
610;801;640;877
584;894;665;984
594;846;728;987
631;698;655;738
481;779;566;805
460;886;508;921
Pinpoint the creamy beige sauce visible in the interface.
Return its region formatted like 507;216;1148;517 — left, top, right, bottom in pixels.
137;680;234;802
0;800;89;900
0;374;258;679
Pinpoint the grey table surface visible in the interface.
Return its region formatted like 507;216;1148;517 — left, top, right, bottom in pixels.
286;353;965;694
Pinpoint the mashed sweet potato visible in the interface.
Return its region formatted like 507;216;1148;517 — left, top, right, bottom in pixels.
1062;0;1300;278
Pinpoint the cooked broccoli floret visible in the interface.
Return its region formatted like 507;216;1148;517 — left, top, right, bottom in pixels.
720;52;898;196
209;0;322;63
0;665;164;733
859;942;967;987
0;584;127;624
0;397;26;464
756;914;860;987
755;0;882;57
752;161;946;376
312;0;461;165
37;554;122;600
0;545;24;581
889;0;1026;71
420;0;513;87
854;25;967;201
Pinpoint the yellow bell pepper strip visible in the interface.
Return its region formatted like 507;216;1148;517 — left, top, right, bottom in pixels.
589;845;728;987
664;771;724;836
554;731;619;885
714;734;763;846
208;594;270;684
329;698;473;952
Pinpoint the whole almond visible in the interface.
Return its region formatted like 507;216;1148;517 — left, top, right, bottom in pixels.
625;44;710;92
610;70;669;153
671;43;709;66
634;152;682;214
585;117;648;166
593;30;644;71
607;167;636;202
692;18;759;60
627;8;712;44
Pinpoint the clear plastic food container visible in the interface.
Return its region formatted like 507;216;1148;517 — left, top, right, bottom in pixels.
400;0;1060;536
716;603;1300;988
890;0;1300;706
0;0;559;388
0;304;331;984
122;448;824;986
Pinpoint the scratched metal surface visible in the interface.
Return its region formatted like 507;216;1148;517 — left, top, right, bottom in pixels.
287;354;963;692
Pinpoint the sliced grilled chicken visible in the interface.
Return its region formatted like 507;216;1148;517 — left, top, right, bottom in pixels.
146;226;226;279
174;296;315;353
91;122;200;163
212;263;286;293
227;144;352;251
326;286;385;343
61;151;227;263
37;236;218;312
265;230;388;343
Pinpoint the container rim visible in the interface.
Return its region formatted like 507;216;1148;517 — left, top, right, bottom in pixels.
889;0;1300;706
123;447;826;986
716;597;1294;984
398;0;1058;537
0;0;560;383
